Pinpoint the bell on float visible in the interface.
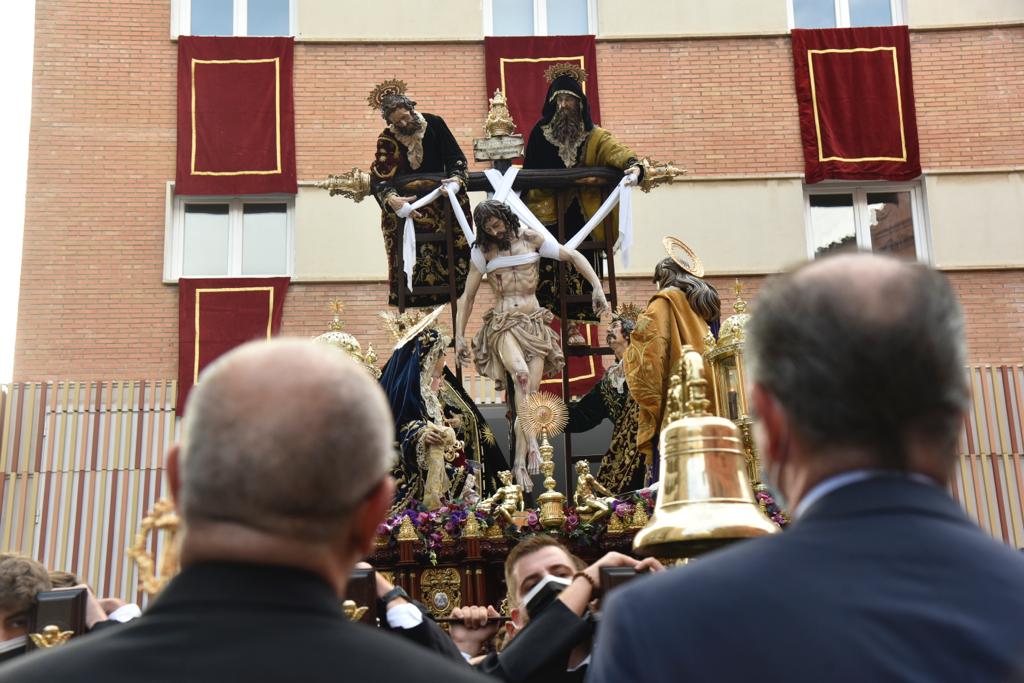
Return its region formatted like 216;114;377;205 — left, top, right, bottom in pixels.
633;346;778;559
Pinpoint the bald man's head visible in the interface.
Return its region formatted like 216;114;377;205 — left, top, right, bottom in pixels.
177;339;395;541
747;253;968;468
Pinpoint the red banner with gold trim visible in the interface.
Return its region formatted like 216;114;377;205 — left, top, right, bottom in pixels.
176;277;290;414
484;35;601;136
791;26;920;183
176;37;296;195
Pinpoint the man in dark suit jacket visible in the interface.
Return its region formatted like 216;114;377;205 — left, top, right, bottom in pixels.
0;340;485;683
590;254;1024;683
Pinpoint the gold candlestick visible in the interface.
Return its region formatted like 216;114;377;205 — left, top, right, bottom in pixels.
523;392;569;530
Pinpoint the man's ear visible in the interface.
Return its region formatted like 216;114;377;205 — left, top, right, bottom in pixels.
506;608;522;638
352;477;395;558
751;384;788;467
166;444;182;510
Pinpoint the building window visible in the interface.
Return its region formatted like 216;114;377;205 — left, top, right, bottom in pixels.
173;0;294;37
166;192;294;279
804;183;928;262
789;0;903;28
487;0;594;36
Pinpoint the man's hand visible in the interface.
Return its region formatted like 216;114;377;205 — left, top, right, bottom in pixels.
441;177;462;193
56;584;109;630
592;289;610;318
449;605;501;657
455;336;471;366
582;551;665;588
387;194;422;219
623;165;641;185
446;414;463;430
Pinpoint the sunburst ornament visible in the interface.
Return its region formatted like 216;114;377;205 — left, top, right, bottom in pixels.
543;62;587;85
522;392;568;439
662;236;705;278
613;302;643;325
367;78;408;110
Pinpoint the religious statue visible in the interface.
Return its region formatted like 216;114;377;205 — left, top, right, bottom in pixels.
379;306;508;513
624;237;721;479
573;461;617;525
477;470;525;525
455;200;608;489
460;470;481;507
566;303;646;492
522;62;643;335
368;79;472;309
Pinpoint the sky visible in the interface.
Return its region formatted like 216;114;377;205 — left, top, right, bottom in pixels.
0;2;35;382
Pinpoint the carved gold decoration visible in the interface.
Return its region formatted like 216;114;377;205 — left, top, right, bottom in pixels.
662;236;705;278
421;567;462;618
342;600;369;622
638;157;688;193
612;302;643;326
484;89;517;138
29;625;74;648
313;167;371;202
397;515;419;542
574;460;616;524
522;393;568;530
629;501;650;530
127;498;180;596
485;522;505;540
463;511;483;538
544;62;587;84
367;78;408;110
440;526;455;544
378;570;395;587
607;513;626;534
314;300;380;378
478;470;525;526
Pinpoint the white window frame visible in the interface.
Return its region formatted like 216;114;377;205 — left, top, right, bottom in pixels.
163;183;296;281
171;0;297;39
802;180;931;263
484;0;597;37
787;0;905;29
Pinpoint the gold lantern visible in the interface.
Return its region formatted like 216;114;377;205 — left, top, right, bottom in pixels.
633;346;777;559
704;280;759;485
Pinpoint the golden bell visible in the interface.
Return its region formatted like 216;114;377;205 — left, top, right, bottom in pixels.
633;347;778;559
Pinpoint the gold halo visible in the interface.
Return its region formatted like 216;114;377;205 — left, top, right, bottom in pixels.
393;304;447;350
612;302;643;325
367;78;408;110
521;392;568;438
662;236;705;278
543;62;587;85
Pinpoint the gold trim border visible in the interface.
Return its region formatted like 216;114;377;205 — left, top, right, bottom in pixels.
193;286;275;382
190;58;283;176
499;55;588;101
807;46;907;163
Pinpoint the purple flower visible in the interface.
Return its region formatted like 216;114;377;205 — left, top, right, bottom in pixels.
526;511;539;527
615;503;634;519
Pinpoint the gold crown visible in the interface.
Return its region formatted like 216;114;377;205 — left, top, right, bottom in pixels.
367;78;408;110
612;302;643;325
543;62;587;85
380;305;448;349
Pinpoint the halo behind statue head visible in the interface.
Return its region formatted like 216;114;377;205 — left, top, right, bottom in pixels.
544;62;587;85
521;392;568;438
662;236;705;278
367;78;408;110
388;304;447;350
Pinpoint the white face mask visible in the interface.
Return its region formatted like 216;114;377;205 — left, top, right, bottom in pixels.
0;635;27;654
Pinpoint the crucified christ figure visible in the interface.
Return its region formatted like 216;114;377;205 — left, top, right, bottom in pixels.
455;200;608;490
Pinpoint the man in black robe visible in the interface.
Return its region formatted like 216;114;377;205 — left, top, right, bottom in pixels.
369;80;472;309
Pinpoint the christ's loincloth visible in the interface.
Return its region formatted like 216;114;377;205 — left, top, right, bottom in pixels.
472;308;565;390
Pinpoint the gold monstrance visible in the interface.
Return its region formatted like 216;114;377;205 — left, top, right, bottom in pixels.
522;392;569;530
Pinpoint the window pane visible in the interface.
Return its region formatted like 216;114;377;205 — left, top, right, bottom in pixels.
191;0;234;35
548;0;589;35
492;0;534;36
183;204;230;276
248;0;290;36
849;0;892;26
242;204;288;275
866;192;915;260
809;194;857;258
793;0;836;28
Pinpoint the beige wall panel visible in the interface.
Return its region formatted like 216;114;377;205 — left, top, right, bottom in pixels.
598;0;787;36
926;172;1024;269
615;179;807;276
296;0;483;41
907;0;1024;27
294;188;492;280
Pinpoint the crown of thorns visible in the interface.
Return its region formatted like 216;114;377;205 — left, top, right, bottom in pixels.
543;62;587;84
367;79;409;109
